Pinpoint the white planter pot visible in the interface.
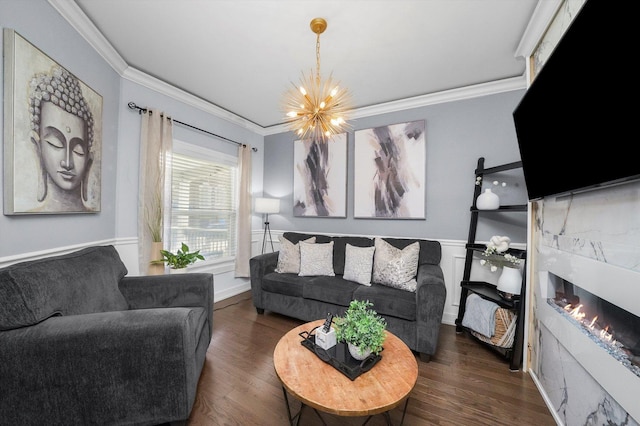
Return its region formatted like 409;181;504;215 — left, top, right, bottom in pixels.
347;342;372;360
169;268;187;274
476;188;500;210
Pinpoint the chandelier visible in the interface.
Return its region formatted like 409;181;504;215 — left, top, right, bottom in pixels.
283;18;352;141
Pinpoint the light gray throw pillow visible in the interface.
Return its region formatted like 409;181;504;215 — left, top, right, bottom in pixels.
343;244;375;286
298;241;335;276
275;236;315;274
372;238;419;292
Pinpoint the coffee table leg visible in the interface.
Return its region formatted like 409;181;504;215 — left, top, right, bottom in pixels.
281;386;303;426
363;398;410;426
399;398;410;426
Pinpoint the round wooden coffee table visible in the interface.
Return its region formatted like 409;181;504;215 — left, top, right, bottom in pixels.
274;319;418;425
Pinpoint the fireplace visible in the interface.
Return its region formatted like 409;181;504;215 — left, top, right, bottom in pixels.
535;245;640;423
547;273;640;378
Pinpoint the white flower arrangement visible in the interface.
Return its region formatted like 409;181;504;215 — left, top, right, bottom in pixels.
479;235;521;272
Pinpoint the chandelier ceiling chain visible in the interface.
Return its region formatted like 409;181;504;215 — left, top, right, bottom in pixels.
282;17;352;142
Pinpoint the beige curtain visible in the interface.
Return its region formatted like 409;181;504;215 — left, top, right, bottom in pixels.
138;108;173;274
235;144;252;277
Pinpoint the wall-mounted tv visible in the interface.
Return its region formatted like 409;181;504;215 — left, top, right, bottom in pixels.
513;0;638;201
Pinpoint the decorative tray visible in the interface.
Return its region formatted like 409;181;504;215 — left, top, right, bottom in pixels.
299;328;382;381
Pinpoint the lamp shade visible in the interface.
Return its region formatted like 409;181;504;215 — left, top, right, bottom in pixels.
255;198;280;214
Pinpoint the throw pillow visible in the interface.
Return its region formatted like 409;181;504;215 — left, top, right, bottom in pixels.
298;241;335;277
372;238;420;292
275;236;316;274
343;244;375;286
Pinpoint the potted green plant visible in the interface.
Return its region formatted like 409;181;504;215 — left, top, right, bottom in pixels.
156;243;205;272
334;300;387;360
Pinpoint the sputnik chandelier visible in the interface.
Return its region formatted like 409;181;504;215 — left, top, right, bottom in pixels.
283;17;352;141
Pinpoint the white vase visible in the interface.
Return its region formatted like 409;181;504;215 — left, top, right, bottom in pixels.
347;342;372;360
169;267;187;274
476;188;500;210
497;266;522;299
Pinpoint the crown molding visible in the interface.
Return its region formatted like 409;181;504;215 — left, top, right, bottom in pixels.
49;0;529;138
48;0;128;73
121;68;265;133
263;76;526;136
515;0;563;59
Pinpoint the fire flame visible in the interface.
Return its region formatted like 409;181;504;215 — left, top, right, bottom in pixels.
563;304;616;345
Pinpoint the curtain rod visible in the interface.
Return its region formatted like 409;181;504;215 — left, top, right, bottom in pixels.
127;102;257;152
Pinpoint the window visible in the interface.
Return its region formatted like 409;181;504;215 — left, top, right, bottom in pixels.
167;140;238;262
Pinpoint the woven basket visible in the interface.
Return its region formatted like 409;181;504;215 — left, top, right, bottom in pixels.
470;308;517;348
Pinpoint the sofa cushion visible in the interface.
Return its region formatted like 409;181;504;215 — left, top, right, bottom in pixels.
0;245;128;331
299;241;335;277
262;272;305;297
382;237;441;266
303;276;359;306
330;236;374;275
275;236;316;274
353;284;417;321
343;244;375;286
372;238;420;292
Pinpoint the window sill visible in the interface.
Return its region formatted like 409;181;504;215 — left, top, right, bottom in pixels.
187;258;235;275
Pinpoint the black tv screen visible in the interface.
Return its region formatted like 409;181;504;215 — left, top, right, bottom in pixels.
513;0;638;201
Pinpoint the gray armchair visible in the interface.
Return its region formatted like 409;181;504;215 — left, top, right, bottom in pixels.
0;245;213;426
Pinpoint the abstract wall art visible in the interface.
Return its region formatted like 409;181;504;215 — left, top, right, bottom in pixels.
354;120;425;219
293;133;347;217
3;29;102;215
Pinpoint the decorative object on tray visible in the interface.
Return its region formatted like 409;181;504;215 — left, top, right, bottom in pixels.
154;242;205;272
299;328;382;381
334;300;387;361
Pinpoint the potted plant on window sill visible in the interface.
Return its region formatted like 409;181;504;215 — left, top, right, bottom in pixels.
154;243;205;273
334;300;387;360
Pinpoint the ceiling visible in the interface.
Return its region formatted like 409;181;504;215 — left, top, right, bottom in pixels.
62;0;543;130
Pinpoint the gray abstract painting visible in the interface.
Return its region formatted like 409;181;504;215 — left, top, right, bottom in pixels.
354;120;425;219
293;133;347;217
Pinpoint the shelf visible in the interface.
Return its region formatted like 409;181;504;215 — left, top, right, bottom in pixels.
456;157;527;371
470;204;527;212
476;160;522;175
465;244;527;259
460;281;519;309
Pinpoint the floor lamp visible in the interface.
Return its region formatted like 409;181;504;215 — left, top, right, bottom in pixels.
255;197;280;254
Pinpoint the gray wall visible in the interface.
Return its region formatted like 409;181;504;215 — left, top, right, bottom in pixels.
264;90;528;243
0;0;120;256
0;0;265;259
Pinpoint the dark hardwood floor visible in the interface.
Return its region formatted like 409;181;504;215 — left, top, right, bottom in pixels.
187;292;556;425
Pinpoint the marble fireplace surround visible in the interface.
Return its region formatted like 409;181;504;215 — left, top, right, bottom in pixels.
536;246;640;421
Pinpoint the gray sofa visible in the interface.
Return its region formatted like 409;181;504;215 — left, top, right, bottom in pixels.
0;245;214;426
250;232;446;361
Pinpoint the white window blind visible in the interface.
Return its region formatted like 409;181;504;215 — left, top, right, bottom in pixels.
168;141;238;262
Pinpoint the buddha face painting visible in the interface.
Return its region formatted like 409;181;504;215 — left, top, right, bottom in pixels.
28;66;95;212
38;101;89;192
4;30;101;215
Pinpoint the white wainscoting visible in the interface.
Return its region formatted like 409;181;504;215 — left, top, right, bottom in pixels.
2;231;516;325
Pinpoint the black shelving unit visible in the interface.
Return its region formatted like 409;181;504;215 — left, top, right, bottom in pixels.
454;157;527;371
